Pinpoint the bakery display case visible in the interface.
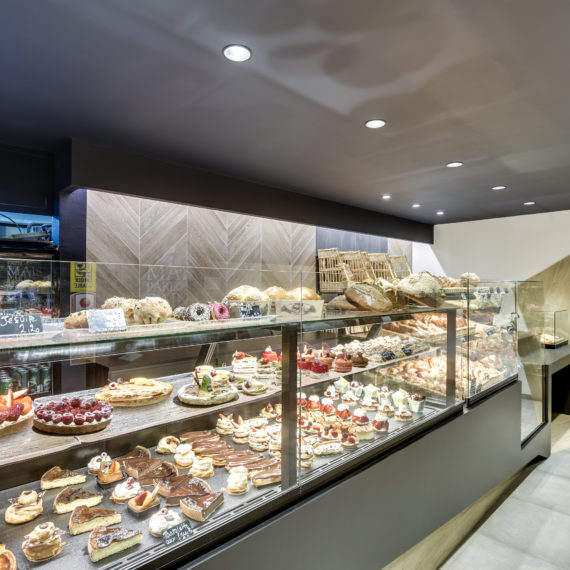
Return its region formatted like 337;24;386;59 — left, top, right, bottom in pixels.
463;281;519;403
537;308;568;349
0;259;472;569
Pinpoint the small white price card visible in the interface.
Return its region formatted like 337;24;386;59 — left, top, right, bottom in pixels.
87;309;127;333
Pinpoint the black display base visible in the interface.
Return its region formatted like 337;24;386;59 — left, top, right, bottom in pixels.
544;339;569;349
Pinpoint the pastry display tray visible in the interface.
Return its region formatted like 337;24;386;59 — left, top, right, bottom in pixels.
0;371;282;469
0;439;284;570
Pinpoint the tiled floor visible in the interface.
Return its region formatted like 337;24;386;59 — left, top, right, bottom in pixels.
443;416;570;570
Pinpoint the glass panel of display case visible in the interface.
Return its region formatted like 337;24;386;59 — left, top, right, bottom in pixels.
0;259;303;569
516;280;546;441
296;275;462;486
463;281;519;401
537;308;569;349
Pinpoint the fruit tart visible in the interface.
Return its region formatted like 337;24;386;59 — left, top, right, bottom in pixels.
95;377;173;407
5;490;44;524
127;485;160;516
0;389;33;437
34;396;113;435
97;458;125;488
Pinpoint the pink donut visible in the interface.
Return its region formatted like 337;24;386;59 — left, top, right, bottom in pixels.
211;302;230;320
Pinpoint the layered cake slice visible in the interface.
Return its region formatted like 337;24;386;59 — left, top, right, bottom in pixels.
69;505;121;536
41;466;86;490
88;526;142;562
53;486;102;514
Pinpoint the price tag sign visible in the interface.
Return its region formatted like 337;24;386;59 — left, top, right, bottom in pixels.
0;311;43;336
162;520;193;546
239;304;262;320
87;309;127;333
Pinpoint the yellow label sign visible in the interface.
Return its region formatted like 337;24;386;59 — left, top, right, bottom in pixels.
70;262;96;292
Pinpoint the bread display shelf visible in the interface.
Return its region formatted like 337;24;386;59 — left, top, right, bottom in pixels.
0;372;281;468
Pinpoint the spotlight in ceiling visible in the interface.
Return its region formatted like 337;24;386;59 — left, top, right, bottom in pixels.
412;203;421;208
382;194;391;200
492;185;506;191
523;201;536;206
436;210;445;215
223;44;252;62
446;161;463;168
365;119;386;129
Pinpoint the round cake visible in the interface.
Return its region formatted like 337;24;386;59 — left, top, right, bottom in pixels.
34;397;113;435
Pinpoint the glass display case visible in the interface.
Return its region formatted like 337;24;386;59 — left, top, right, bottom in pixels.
537;308;568;349
0;260;466;569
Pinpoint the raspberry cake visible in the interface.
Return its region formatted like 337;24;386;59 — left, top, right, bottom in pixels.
34;397;113;435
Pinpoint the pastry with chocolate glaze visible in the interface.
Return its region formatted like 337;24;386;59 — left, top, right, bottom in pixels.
22;522;66;562
69;505;121;536
122;457;161;479
54;486;103;514
137;461;178;486
251;467;282;488
5;489;44;524
115;445;151;465
41;466;86;490
88;525;142;562
180;492;224;522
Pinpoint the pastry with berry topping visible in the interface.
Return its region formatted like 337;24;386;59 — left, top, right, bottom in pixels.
310;359;329;379
0;388;33;437
341;433;359;449
34;396;113;435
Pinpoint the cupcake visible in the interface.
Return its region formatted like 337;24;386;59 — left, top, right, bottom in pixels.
262;346;279;362
410;393;426;413
334;377;350;395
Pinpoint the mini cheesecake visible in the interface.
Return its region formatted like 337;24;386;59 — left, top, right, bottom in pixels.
180;493;224;522
41;466;86;490
88;526;142;562
53;486;102;514
69;505;121;536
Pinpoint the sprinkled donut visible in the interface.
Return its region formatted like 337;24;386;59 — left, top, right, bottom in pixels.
211;302;230;320
189;303;210;321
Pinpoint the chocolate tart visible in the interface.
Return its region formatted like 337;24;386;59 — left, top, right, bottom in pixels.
88;526;142;562
138;461;178;486
115;446;151;465
123;457;161;479
69;505;121;536
41;466;86;490
164;477;212;507
180;492;224;522
251;468;282;488
54;486;102;514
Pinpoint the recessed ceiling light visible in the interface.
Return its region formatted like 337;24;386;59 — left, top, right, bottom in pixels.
365;119;386;129
412;203;421;208
223;44;252;62
436;210;445;215
523;201;536;206
382;194;391;200
446;161;463;168
492;185;506;191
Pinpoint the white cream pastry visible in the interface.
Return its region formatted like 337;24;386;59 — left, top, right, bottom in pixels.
232;416;251;444
174;444;195;468
249;428;270;452
323;384;338;400
112;478;142;503
392;389;409;408
363;384;378;400
156;436;180;454
88;452;109;474
298;441;314;468
341;390;359;405
216;413;235;435
149;508;183;537
190;457;214;479
350;381;363;397
225;466;249;495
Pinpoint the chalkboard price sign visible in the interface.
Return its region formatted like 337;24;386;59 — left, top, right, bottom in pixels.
162;520;193;546
239;304;262;320
87;309;127;333
0;312;43;336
